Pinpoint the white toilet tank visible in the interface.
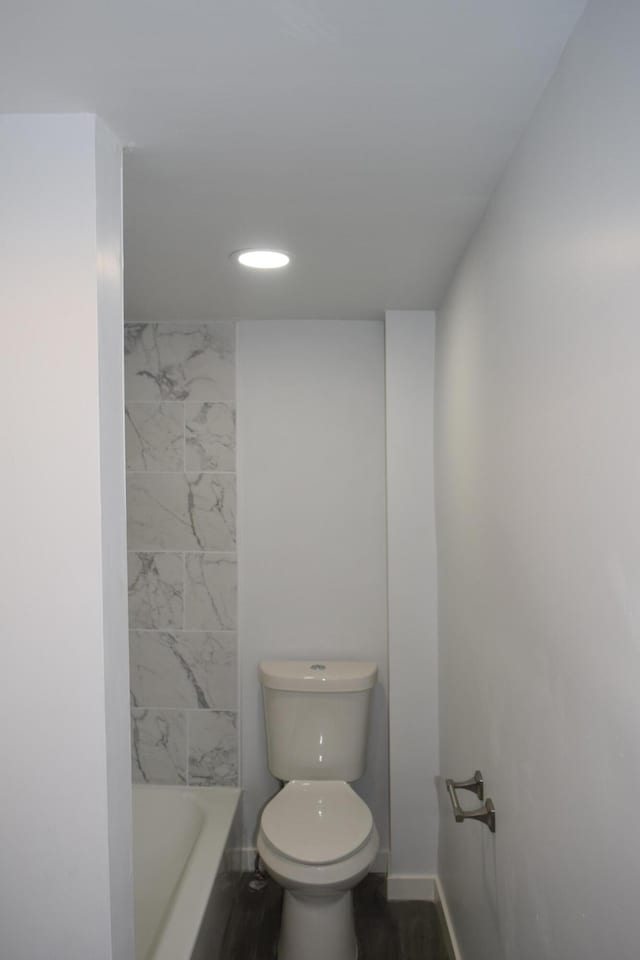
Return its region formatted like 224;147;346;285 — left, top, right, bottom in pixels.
259;660;378;782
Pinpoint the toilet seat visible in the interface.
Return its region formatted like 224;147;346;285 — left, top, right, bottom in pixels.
260;780;373;866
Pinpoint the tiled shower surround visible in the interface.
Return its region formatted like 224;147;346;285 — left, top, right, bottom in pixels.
124;322;238;786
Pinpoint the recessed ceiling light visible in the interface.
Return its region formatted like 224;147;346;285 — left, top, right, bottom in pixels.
232;249;290;269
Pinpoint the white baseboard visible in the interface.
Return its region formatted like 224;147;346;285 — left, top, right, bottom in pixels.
434;876;463;960
235;846;390;875
386;874;436;901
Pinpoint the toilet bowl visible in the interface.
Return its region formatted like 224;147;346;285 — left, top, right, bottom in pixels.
257;780;379;960
257;660;379;960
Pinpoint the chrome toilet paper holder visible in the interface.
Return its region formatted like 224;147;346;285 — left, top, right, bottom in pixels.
446;770;496;833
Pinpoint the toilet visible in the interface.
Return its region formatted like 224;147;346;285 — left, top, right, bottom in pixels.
256;660;379;960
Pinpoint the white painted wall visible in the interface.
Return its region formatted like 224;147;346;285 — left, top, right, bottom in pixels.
435;2;640;958
385;311;439;893
96;120;135;958
236;320;388;857
0;115;133;959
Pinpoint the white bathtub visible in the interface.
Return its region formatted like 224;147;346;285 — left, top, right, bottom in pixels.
133;784;241;960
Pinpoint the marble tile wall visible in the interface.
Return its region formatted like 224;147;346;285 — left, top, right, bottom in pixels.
125;322;239;786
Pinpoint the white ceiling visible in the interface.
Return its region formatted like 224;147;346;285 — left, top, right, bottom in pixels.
1;0;586;321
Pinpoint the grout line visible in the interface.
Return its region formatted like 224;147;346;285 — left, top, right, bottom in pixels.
124;318;238;327
233;321;242;794
127;549;237;556
183;400;186;474
185;708;191;786
125;469;237;476
129;628;237;634
130;703;240;716
182;707;238;713
130;708;238;714
181;552;186;630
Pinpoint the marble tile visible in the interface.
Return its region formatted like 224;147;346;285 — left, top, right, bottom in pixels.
131;708;186;784
127;473;236;551
130;630;237;709
187;710;238;786
185;402;235;472
125;402;184;472
128;552;184;629
124;322;235;402
185;553;237;631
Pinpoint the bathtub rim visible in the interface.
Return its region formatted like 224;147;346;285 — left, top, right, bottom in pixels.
133;783;241;960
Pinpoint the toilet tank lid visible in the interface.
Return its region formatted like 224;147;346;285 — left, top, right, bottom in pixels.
259;660;378;692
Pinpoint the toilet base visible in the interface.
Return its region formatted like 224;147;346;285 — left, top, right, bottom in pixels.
278;888;357;960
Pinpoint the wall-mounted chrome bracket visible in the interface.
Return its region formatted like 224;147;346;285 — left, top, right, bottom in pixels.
446;770;496;833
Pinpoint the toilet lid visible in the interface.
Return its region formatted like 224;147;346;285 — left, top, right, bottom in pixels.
261;780;373;865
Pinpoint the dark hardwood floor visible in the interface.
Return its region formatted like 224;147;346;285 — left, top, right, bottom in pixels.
221;873;449;960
